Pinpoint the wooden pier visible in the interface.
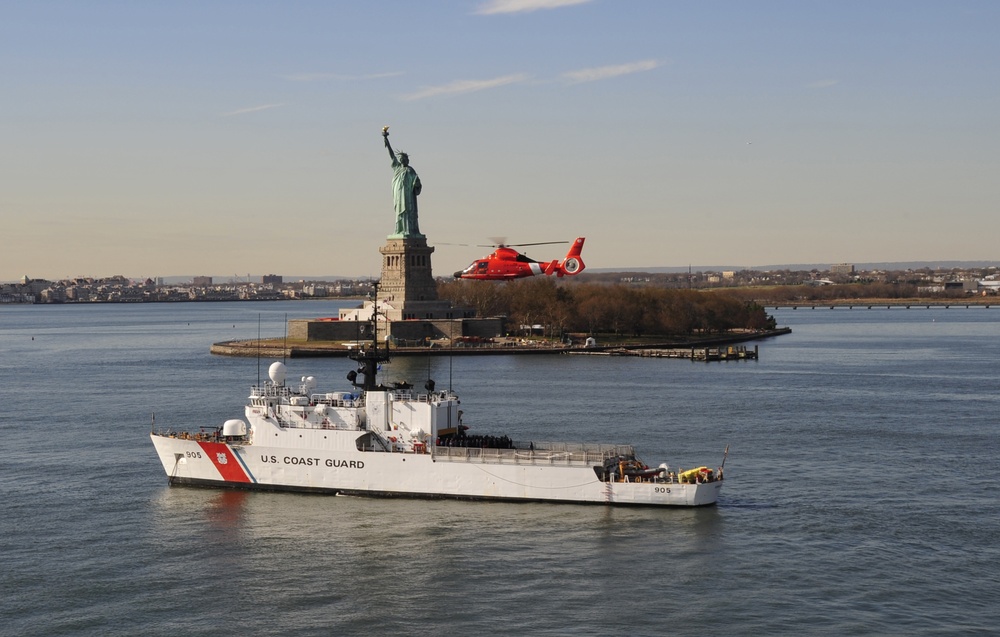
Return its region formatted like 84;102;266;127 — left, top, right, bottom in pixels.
769;302;992;310
569;344;759;362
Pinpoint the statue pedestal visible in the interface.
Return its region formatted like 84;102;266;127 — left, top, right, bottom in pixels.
378;237;448;320
301;235;500;345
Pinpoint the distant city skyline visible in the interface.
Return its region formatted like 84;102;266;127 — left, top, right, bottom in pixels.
3;1;998;282
6;259;997;286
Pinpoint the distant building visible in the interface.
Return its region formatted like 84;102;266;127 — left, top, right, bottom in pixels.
831;263;855;275
976;278;1000;294
192;276;213;286
65;286;91;301
262;274;282;284
302;284;327;297
40;287;66;303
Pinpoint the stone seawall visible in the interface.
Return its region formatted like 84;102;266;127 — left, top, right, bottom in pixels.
210;328;791;359
209;341;293;358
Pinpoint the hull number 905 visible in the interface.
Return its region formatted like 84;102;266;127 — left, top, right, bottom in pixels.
654;487;671;494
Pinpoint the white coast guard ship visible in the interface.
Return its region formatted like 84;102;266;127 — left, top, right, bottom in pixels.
150;326;724;507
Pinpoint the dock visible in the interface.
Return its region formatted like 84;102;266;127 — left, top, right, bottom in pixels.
568;344;759;362
769;302;993;310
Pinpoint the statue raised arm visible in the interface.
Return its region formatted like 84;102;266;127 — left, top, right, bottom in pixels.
382;127;423;238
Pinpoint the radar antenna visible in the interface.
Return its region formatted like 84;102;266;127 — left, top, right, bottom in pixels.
348;280;391;392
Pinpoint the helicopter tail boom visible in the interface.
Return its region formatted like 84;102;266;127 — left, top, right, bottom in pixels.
554;237;586;276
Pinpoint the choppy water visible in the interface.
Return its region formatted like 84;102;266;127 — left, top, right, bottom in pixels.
1;302;997;636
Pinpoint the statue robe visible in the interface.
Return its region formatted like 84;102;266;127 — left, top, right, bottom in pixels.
391;159;422;237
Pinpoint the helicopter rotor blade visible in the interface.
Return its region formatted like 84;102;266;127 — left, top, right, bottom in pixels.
504;241;569;248
475;238;570;248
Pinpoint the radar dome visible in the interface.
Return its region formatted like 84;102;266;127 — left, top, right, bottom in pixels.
269;361;287;385
222;419;248;436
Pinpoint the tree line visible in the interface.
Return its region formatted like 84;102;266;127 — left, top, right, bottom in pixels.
437;278;776;338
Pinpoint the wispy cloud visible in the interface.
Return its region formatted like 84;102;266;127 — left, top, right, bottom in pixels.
399;74;529;101
561;59;661;84
283;71;403;82
475;0;592;15
806;79;839;89
222;103;287;117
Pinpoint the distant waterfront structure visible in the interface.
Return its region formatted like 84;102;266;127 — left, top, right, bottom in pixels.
192;276;213;286
262;274;282;284
976;278;1000;293
831;263;855;275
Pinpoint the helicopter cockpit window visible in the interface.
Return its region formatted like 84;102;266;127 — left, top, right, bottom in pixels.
477;261;488;270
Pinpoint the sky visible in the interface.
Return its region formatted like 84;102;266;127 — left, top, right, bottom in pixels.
2;0;999;282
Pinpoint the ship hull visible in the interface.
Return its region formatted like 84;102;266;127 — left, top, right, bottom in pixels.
151;434;721;507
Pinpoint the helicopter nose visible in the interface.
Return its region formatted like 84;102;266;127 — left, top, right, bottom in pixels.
453;271;463;278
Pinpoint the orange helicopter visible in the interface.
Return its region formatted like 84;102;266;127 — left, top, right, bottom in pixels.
453;237;586;281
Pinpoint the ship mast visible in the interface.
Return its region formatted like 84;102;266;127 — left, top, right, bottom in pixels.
348;280;391;392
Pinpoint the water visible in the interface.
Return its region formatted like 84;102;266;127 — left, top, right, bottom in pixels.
1;302;997;636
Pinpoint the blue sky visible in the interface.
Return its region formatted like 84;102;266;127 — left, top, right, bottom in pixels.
2;0;998;281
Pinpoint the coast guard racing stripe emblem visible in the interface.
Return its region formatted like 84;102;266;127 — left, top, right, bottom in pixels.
198;441;253;483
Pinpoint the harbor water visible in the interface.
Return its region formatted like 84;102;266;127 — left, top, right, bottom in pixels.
1;302;997;636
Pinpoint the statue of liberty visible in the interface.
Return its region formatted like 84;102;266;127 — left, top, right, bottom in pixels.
382;126;423;238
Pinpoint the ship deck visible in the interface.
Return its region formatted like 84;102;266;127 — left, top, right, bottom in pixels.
429;441;634;466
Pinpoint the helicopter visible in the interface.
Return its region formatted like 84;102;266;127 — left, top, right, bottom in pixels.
453;237;586;281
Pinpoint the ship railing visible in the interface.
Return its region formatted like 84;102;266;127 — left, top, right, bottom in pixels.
387;390;459;404
309;394;362;408
422;391;459;403
432;442;634;465
279;421;355;431
250;384;293;399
